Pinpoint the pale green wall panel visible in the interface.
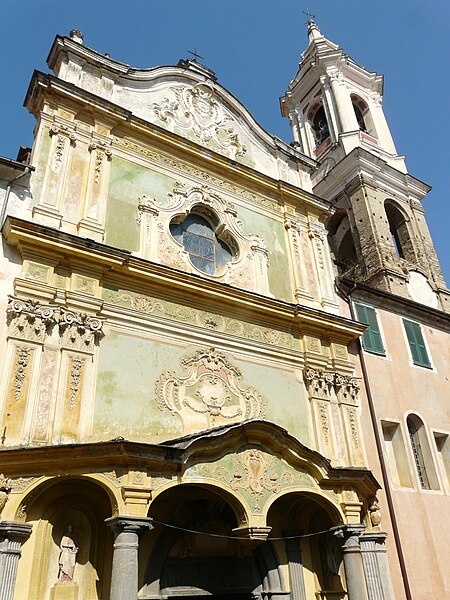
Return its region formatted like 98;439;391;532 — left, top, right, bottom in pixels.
236;205;293;302
95;332;309;445
105;156;175;250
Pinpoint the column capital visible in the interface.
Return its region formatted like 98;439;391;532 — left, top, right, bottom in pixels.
105;515;153;536
332;524;365;549
0;521;32;542
0;521;32;600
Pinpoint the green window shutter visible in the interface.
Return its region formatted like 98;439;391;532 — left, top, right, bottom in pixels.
354;303;385;354
403;320;431;367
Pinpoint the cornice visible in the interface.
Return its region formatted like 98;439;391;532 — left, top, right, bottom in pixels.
25;71;324;214
0;439;182;474
314;147;431;203
45;36;319;172
0;419;380;497
3;217;365;341
341;278;450;330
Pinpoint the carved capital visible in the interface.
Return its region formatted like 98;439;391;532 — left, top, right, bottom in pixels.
136;196;159;225
335;374;361;405
88;138;112;184
284;215;301;232
49;123;77;145
88;139;113;157
303;367;334;401
59;308;105;352
7;296;58;343
369;498;382;531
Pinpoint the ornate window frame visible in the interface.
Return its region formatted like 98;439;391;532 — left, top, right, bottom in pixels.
136;183;270;295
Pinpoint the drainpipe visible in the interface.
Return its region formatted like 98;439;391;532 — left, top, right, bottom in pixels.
337;280;412;600
0;163;33;228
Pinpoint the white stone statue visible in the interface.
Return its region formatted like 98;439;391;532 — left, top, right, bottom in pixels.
58;525;78;582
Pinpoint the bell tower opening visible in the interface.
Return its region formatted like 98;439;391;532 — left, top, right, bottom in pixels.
311;105;330;147
384;201;414;261
327;209;359;277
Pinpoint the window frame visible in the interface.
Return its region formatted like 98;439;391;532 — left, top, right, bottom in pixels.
353;302;386;356
169;211;235;276
402;318;432;368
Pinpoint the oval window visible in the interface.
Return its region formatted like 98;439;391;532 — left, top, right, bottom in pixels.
170;214;233;275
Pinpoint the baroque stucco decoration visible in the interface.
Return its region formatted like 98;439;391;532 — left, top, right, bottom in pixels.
6;297;58;344
136;183;271;295
152;83;247;159
304;366;364;467
187;444;316;513
156;348;266;433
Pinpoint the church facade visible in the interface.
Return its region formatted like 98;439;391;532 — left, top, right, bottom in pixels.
0;21;448;600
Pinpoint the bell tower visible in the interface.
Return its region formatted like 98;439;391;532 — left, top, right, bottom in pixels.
281;19;450;312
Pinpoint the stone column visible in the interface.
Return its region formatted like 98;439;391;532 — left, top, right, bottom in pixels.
0;521;32;600
336;525;369;600
105;516;153;600
360;532;394;600
284;534;307;600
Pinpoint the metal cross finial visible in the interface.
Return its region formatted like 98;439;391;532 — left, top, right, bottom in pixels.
303;8;316;22
187;47;205;62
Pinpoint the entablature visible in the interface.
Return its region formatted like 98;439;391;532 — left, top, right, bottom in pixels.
3;216;365;349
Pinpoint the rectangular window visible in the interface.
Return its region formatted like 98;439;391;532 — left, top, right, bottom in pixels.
354;303;385;354
382;421;412;487
434;433;450;488
403;319;431;367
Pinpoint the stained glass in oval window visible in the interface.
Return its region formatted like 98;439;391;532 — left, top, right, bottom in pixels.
170;214;233;274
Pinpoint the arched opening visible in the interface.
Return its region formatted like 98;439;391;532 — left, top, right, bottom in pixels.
142;484;285;599
406;414;439;490
267;492;346;600
17;478;113;600
142;483;346;600
327;209;359;277
351;95;375;137
170;208;236;275
384;200;414;261
308;103;330;148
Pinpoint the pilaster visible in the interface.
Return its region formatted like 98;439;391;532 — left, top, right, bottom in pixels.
360;532;394;600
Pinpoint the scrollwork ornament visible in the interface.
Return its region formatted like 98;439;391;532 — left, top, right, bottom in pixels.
155;347;266;432
13;346;31;400
152;83;246;159
69;357;85;408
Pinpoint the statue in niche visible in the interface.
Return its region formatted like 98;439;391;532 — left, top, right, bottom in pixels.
58;525;79;582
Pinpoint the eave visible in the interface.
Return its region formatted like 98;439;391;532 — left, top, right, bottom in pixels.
0;420;380;498
3;216;366;342
341;278;450;331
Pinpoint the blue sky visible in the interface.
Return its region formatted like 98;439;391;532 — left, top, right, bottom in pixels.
1;1;449;283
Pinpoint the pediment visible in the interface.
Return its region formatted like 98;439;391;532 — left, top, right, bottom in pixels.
115;69;277;169
164;419;380;503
